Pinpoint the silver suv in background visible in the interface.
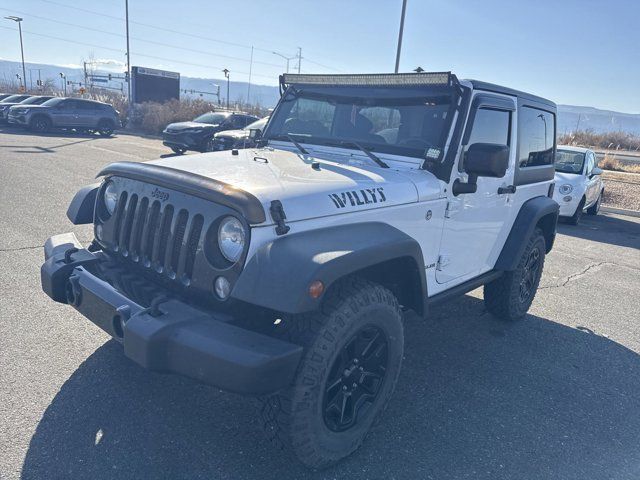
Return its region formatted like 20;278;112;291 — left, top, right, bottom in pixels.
9;97;121;136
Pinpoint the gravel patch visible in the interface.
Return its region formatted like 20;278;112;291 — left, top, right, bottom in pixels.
602;171;640;211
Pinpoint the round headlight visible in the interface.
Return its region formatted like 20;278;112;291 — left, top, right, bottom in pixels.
218;216;245;263
559;184;573;195
103;181;119;216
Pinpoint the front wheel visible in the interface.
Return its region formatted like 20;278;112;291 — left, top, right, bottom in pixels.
29;116;51;133
97;120;115;137
260;277;404;469
484;228;546;321
170;146;186;155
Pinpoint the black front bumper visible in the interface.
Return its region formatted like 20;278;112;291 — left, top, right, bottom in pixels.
41;233;302;395
162;131;209;151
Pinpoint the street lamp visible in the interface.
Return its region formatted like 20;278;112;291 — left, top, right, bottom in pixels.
4;16;27;91
222;69;230;110
394;0;408;73
272;51;297;73
59;72;67;96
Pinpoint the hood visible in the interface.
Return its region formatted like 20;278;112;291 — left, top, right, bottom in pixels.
214;128;247;140
149;148;442;223
165;121;218;132
554;171;582;185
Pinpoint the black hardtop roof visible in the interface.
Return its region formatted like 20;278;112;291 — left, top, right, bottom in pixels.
468;79;556;109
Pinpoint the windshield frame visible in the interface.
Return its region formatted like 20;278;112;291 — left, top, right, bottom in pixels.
262;84;460;168
554;149;586;174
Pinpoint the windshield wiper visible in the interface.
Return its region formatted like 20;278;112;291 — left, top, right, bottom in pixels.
285;134;309;155
337;141;389;168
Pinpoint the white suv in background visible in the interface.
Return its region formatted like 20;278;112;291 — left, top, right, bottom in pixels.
553;146;604;224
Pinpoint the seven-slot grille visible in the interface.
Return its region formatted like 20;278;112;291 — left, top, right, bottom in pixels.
110;190;205;285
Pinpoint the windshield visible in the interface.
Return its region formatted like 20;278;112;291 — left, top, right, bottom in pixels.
244;117;268;131
193;112;228;124
1;95;29;103
555;150;585;174
264;85;454;162
41;97;65;107
19;96;50;105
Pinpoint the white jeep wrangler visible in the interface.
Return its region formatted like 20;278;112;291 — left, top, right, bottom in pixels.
41;72;559;468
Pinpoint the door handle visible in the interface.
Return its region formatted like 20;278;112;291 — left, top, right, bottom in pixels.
498;185;516;194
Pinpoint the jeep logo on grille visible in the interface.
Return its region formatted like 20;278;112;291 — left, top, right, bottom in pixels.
151;187;169;202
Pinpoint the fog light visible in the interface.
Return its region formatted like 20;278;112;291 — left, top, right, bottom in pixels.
214;276;231;299
308;280;324;299
563;195;572;202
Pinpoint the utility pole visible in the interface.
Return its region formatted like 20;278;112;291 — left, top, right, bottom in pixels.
247;46;254;106
394;0;408;73
222;69;230;110
4;16;27;91
125;0;132;104
297;47;302;74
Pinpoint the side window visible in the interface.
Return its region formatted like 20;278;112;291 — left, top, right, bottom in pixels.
230;116;245;128
460;107;510;170
518;107;555;168
77;102;96;111
58;100;75;110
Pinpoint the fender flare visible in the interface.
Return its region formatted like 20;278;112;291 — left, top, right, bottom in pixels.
232;222;427;314
495;195;559;271
66;182;100;225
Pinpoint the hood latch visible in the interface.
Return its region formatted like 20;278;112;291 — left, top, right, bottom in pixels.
270;200;290;236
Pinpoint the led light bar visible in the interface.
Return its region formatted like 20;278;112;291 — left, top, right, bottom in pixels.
281;72;455;87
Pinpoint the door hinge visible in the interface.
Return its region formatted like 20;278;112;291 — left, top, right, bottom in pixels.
444;201;459;218
437;255;451;271
269;200;290;236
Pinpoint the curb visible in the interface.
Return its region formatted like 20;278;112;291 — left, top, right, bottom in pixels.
601;206;640;218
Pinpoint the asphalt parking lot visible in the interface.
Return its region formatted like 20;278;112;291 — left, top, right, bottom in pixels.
1;127;639;480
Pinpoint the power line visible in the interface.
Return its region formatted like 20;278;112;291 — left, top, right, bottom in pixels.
0;25;276;80
34;0;341;72
0;7;284;69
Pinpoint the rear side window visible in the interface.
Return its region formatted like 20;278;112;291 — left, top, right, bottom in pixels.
518;107;555;168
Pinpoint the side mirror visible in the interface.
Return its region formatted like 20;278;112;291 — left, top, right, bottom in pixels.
591;167;603;177
248;128;262;140
453;143;509;196
465;143;510;177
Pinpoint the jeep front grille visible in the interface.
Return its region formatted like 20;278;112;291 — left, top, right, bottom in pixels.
111;191;204;285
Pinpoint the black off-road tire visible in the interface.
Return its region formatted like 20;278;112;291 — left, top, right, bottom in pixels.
259;277;404;469
171;146;186;155
567;197;585;225
29;115;51;133
484;228;546;321
587;191;602;215
97;119;115;137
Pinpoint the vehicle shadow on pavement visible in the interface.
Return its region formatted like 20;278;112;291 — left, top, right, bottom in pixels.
21;296;640;479
558;213;640;250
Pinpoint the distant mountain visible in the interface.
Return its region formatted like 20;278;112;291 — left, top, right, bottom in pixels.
0;59;280;107
2;60;640;134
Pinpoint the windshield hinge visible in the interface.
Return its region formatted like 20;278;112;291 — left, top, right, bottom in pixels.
270;200;290;236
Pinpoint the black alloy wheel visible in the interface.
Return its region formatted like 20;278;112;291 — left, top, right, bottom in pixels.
519;246;541;304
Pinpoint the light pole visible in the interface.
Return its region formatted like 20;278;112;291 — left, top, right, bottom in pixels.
394;0;408;73
59;72;67;96
124;0;132;104
4;16;27;91
273;51;297;73
222;69;230;110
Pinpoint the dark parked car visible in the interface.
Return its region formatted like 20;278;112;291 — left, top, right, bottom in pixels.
8;97;120;136
5;95;54;123
0;94;33;123
209;116;269;151
0;93;15;101
162;111;259;154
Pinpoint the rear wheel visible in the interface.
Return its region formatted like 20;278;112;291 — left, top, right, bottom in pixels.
170;146;186;155
587;191;602;215
259;277;404;469
484;228;546;321
30;115;51;133
97;120;115;137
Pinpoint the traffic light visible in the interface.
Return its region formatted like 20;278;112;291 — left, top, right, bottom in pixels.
108;73;112;81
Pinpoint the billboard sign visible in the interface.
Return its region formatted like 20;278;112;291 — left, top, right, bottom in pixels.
131;66;180;104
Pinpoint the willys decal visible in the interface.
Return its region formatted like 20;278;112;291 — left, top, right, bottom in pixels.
329;188;386;209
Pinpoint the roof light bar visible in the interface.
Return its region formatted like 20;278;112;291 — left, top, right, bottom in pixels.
281;72;455;87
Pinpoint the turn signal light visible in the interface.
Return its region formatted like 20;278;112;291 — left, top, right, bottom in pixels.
308;280;324;299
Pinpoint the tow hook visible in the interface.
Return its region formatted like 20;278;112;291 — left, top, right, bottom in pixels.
270;200;290;236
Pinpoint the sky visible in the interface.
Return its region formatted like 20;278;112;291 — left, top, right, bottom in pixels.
1;0;639;112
